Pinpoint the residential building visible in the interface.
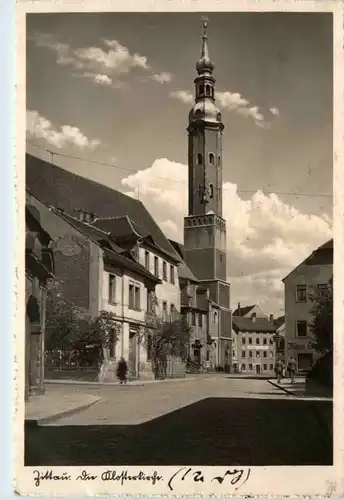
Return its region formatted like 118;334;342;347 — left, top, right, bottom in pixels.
26;193;161;381
274;316;286;361
232;305;277;375
283;239;333;372
25;203;54;399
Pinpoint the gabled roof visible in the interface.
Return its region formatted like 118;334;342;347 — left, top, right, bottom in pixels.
232;316;276;333
282;238;333;282
168;239;199;282
26;153;181;261
48;207;161;284
274;315;285;329
93;215;141;241
233;305;255;317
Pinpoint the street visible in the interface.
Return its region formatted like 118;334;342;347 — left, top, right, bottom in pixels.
25;376;332;466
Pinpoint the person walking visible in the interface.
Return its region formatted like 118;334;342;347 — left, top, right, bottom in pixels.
274;357;283;384
116;356;128;384
288;357;297;383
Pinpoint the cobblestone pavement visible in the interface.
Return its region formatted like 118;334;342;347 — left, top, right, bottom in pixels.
25;376;332;466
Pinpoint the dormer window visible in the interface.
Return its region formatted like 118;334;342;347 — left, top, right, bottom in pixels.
197;153;203;165
209;153;215;164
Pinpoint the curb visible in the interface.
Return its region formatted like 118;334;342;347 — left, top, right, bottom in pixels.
25;396;101;426
44;377;196;387
267;379;297;396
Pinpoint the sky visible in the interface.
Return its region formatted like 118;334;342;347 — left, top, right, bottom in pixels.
26;12;333;316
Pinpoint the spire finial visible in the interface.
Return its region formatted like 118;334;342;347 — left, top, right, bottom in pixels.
196;17;214;74
202;17;208;38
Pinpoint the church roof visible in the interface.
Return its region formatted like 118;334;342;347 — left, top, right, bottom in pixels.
26;153;181;263
232;316;277;334
168;239;199;282
232;305;255;317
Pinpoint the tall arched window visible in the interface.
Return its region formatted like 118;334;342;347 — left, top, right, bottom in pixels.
213;311;218;323
199;84;205;96
206;85;211;96
209;184;214;199
209;153;215;164
197;153;203;165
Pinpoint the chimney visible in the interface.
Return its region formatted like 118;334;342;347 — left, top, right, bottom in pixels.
238;302;241;316
251;312;256;322
270;314;274;323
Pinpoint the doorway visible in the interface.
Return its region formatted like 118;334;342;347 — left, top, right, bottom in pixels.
256;364;261;375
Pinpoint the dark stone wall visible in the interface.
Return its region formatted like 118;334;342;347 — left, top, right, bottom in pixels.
183;248;216;281
219;282;230;309
220;309;232;339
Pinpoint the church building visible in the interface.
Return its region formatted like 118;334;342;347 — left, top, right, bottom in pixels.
175;21;233;369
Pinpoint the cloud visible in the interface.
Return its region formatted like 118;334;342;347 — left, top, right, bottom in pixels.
121;158;332;314
32;32;172;88
269;107;280;117
170;88;274;127
170;90;194;104
26;109;101;150
151;72;173;84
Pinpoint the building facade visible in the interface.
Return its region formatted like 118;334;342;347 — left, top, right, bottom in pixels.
183;21;232;368
25;204;54;399
232;304;277;375
283;239;333;372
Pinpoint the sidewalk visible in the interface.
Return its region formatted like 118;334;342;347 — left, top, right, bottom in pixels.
268;378;332;400
26;391;101;425
45;376;196;387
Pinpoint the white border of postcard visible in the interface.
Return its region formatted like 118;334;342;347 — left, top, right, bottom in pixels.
14;0;344;496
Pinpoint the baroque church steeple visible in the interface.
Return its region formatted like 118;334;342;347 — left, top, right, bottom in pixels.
187;20;224;218
183;20;227;283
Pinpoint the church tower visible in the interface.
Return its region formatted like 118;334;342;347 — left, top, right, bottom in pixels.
184;21;228;287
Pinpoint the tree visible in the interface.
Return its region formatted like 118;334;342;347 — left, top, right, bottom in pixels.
45;279;120;366
309;277;333;354
141;294;191;378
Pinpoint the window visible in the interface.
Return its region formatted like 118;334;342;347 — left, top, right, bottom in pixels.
263;351;267;358
135;286;140;310
147;290;154;313
218;155;221;165
170;303;176;321
145;251;150;269
232;350;236;358
199;84;205;96
242;337;246;344
108;274;116;303
296;284;307;302
270;338;274;345
129;283;140;309
256;338;260;345
213;311;218;323
198;313;203;327
154;256;159;277
197;153;203;165
170;265;175;284
242;363;246;371
129;283;135;309
296;320;308;337
249;351;253;358
263;338;267;345
192;312;196;326
209;153;215;164
162;301;168;322
263;364;267;370
256;351;260;358
162;261;167;280
241;350;246;358
209;184;214;199
206;85;211;96
249;364;253;370
270;364;274;371
249;338;252;344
